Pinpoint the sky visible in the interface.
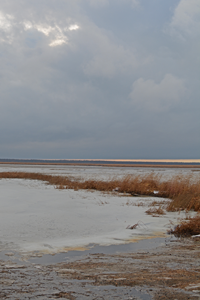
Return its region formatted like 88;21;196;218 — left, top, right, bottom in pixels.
0;0;199;159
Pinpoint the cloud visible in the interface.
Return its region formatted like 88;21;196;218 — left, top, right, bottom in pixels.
167;0;200;38
128;0;140;9
83;0;140;9
0;0;199;158
0;11;14;43
83;26;138;78
0;1;81;48
0;11;12;31
86;0;109;8
129;74;186;112
69;24;79;31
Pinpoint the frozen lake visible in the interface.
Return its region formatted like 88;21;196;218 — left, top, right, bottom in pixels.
0;162;199;180
0;164;196;255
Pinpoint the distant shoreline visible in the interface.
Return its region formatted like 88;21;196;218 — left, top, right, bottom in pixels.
0;161;200;168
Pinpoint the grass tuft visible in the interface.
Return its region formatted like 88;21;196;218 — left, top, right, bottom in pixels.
145;206;165;215
168;215;200;237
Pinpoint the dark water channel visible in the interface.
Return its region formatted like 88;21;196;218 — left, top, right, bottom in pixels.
0;236;175;265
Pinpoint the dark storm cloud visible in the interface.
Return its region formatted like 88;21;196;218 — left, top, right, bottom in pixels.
0;0;199;158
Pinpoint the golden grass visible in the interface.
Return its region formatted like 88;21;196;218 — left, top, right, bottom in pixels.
148;200;168;206
168;215;200;237
145;206;165;215
0;171;200;212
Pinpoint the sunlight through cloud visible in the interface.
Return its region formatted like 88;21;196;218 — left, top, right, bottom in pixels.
36;25;54;36
68;24;79;31
49;38;67;47
0;11;12;31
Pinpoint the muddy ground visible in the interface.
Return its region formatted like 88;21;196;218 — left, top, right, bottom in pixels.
1;238;200;300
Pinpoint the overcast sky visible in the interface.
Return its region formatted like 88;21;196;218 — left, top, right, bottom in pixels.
0;0;199;159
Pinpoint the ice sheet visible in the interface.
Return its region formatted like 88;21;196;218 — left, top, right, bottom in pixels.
0;163;198;182
0;175;189;254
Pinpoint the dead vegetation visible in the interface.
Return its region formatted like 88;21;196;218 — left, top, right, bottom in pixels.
148;200;168;206
124;200;145;206
169;215;200;237
0;171;200;212
126;220;147;229
1;238;200;299
145;206;165;216
53;239;200;298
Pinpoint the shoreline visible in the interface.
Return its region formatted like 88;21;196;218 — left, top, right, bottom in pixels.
1;237;200;299
1;162;200;168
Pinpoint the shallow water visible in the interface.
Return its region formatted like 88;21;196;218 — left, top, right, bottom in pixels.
27;236;176;265
0;237;176;265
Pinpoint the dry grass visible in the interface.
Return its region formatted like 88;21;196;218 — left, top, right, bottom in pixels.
148;200;168;206
0;171;200;212
169;215;200;237
145;206;165;215
167;193;200;212
135;201;145;207
125;200;145;206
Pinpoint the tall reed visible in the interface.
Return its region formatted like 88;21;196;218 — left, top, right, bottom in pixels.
0;172;200;212
169;215;200;237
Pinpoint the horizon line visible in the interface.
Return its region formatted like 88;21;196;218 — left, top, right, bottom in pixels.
0;158;200;163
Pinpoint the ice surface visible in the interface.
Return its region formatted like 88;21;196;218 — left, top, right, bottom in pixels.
0;163;198;181
0;164;194;254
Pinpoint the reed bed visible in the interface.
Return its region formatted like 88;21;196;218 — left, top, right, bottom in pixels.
0;171;200;212
169;215;200;237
